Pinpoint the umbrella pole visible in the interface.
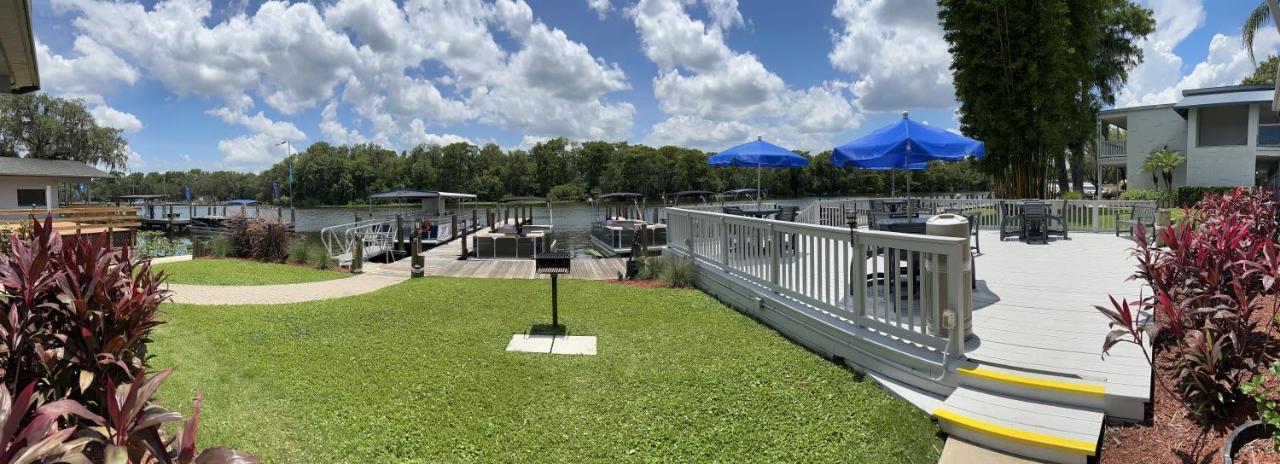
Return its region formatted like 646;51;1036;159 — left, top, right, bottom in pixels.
747;163;757;206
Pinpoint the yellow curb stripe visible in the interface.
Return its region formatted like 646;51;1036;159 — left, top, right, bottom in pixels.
958;366;1106;397
934;408;1097;456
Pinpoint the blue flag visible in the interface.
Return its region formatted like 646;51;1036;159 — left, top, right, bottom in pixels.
272;181;280;200
77;183;85;193
288;158;294;184
184;185;191;202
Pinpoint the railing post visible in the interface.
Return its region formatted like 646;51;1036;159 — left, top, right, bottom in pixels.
851;229;866;323
1091;201;1100;233
720;215;730;267
946;241;966;357
768;222;779;287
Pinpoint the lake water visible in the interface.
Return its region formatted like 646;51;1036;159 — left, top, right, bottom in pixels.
142;198;823;257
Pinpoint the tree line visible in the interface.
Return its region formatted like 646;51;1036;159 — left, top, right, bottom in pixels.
91;138;988;206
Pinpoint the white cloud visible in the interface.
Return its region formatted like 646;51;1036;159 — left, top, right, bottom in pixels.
631;0;857;151
586;0;610;18
35;38;144;134
89;104;144;133
1116;0;1279;107
207;100;306;170
828;0;954;111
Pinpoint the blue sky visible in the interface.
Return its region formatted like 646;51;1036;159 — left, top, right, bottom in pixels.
30;0;1280;173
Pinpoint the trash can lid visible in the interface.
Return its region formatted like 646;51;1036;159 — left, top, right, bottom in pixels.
926;213;970;239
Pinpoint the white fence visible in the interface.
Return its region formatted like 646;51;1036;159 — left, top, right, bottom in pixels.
799;197;1157;233
665;207;969;358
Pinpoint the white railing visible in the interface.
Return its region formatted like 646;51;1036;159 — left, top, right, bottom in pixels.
798;197;1158;233
666;208;969;358
1099;139;1126;161
320;218;397;264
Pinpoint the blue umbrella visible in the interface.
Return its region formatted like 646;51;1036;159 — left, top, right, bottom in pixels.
831;112;984;203
709;137;808;206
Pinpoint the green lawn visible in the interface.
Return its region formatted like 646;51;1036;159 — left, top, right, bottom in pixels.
153;259;348;286
152;278;941;463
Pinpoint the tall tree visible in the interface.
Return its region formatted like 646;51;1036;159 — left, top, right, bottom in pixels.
0;93;131;169
939;0;1151;197
1245;55;1280;84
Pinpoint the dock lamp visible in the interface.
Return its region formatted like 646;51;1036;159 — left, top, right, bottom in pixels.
534;252;572;331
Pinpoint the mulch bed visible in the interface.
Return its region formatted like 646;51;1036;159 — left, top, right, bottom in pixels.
1100;299;1280;464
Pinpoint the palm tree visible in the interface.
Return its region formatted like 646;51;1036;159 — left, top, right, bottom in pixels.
1141;147;1185;191
1245;1;1280;65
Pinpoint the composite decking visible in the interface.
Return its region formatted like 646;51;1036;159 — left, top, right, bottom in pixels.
372;229;626;281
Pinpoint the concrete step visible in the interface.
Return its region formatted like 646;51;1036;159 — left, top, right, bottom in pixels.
935;386;1102;464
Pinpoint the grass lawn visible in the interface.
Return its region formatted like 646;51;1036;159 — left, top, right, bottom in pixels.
154;259;347;286
152;278;941;463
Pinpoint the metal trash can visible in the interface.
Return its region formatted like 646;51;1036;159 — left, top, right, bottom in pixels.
924;214;973;339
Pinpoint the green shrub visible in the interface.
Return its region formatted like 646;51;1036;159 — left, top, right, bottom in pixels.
307;244;336;270
1060;191;1085;200
1241;361;1280;452
287;239;310;264
136;230;189;258
207;235;234;258
657;255;696;288
547;183;586;202
1174;185;1236;207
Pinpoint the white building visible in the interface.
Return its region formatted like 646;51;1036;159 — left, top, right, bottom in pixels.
0;158;109;210
1099;84;1280;189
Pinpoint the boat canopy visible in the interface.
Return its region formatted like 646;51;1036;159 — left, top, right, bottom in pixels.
224;199;258;206
498;196;549;204
114;194;169;200
369;189;478;200
721;188;763;196
595;192;644;201
665;190;715;198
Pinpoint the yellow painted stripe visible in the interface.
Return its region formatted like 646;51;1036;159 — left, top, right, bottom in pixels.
957;366;1105;397
934;408;1097;456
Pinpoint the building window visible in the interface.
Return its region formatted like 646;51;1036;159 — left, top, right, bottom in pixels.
15;189;46;208
1261;109;1280;147
1197;105;1249;147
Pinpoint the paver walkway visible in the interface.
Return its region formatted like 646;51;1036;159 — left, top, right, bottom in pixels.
165;264;409;305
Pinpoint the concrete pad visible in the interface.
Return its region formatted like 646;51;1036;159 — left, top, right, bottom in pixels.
938;437;1040;464
505;334;555;353
550;335;597;355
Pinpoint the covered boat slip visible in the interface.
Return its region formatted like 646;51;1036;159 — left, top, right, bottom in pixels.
664;207;1150;463
367;189;480;246
590;192;667;257
473;196;555;259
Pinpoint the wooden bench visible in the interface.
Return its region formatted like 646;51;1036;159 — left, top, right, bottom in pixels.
1116;204;1157;239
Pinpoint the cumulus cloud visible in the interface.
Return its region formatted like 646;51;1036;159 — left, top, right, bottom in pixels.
35;38;144;134
586;0;610;18
1116;0;1279;107
47;0;635;170
828;0;954;112
207;100;307;170
631;0;857;151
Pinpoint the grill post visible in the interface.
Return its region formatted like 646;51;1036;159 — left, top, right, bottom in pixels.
535;252;572;331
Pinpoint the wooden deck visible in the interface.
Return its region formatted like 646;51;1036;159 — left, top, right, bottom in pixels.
370;228;626;281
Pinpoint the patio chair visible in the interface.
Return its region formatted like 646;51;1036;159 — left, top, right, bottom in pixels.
997;201;1023;241
1021;202;1049;244
1046;199;1070;240
1116;204;1157;240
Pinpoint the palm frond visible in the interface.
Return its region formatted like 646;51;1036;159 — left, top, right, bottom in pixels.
1244;1;1273;66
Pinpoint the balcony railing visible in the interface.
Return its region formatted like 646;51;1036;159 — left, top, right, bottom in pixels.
1099;139;1125;160
1259;124;1280;147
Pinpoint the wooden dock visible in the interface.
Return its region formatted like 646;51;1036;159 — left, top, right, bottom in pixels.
371;228;625;281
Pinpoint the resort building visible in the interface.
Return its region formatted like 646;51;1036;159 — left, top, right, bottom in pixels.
0;157;109;209
1099;84;1280;189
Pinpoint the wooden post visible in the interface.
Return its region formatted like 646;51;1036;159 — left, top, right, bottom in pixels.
411;236;424;278
351;233;364;274
472;209;478;232
395;215;404;253
460;214;469;260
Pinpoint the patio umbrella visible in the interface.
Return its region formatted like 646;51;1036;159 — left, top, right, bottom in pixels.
708;137;809;207
831;112;984;211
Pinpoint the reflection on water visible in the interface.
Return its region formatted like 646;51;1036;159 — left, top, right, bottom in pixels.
136;198;822;258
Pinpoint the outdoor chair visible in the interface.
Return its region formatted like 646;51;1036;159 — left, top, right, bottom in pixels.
1046;199;1070;240
1116;204;1157;241
1021;202;1049;244
998;201;1023;241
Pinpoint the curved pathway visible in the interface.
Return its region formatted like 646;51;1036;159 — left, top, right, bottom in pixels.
164;266;409;306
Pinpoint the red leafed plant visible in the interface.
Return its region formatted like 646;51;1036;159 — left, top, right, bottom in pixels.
1098;187;1280;419
0;382;93;463
0;215;257;463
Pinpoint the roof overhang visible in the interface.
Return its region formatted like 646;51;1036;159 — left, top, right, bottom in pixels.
369;189;477;200
0;0;39;94
1174;85;1275;118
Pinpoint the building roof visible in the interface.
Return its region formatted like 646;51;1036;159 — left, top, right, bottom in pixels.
0;0;39;94
1173;84;1275;117
0;157;109;179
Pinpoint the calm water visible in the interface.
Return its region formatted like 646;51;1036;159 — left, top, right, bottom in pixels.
139;198;823;257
